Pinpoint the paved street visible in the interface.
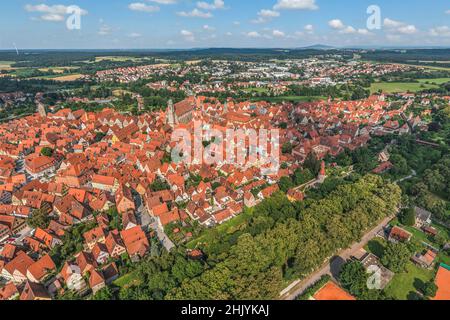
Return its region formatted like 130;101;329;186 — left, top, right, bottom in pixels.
281;214;394;300
149;218;175;252
134;193;175;252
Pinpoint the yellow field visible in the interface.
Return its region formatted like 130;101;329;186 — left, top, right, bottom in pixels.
38;67;79;73
95;56;143;62
0;61;14;71
52;74;84;81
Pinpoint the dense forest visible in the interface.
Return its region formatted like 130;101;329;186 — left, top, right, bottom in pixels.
111;175;401;300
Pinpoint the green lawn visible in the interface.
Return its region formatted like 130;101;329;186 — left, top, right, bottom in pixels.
242;87;269;93
370;82;439;94
384;262;435;300
112;271;141;288
186;207;254;249
417;78;450;85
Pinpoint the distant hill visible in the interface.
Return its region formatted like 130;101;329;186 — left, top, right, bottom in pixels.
299;44;336;50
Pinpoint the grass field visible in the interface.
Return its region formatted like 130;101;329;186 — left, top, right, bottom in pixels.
417;78;450;85
30;74;84;81
242;87;269;93
112;271;141;288
384;262;434;300
0;61;14;70
186;207;255;249
370;82;439;94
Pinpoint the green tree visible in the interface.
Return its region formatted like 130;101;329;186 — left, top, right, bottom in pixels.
421;281;438;298
339;261;368;297
303;153;321;176
40;147;54;157
92;287;114;300
381;242;411;272
281;142;293;154
28;208;51;229
399;208;415;226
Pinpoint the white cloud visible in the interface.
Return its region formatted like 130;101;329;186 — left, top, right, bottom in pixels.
273;0;318;10
181;29;195;41
397;25;417;34
445;10;450;14
225;32;232;36
128;3;160;13
384;18;418;34
128;32;142;38
177;8;212;18
356;28;372;36
383;18;403;28
197;0;225;10
429;26;450;37
252;9;280;24
203;25;216;31
272;29;285;38
25;4;88;22
246;31;261;38
328;19;345;30
304;24;314;33
148;0;177;4
328;19;371;36
98;24;112;35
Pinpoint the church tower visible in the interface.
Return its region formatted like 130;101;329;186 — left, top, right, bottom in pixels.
167;99;175;127
317;161;326;183
37;101;47;118
223;101;228;114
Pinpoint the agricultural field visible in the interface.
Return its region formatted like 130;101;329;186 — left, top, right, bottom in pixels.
94;56;144;62
417;78;450;85
370;81;440;94
0;61;14;70
38;66;79;74
30;74;84;81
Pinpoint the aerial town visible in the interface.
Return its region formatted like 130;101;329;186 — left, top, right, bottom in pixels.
0;48;449;302
0;0;449;307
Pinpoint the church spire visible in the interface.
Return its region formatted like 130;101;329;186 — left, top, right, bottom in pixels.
167;99;175;127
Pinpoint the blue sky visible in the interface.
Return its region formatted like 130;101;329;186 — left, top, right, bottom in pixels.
0;0;449;49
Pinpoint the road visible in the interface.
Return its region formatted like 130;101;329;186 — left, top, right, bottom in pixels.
281;214;394;300
134;193;175;252
395;169;417;184
149;218;175;252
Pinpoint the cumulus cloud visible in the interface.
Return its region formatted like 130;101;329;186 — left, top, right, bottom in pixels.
25;4;88;22
383;18;418;34
181;29;195;41
246;31;261;38
429;26;450;37
128;32;142;38
328;19;371;35
328;19;345;30
273;0;318;10
98;24;112;35
252;9;280;24
128;3;160;13
272;30;285;38
148;0;177;4
197;0;225;10
304;24;314;33
203;24;216;31
177;8;212;18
